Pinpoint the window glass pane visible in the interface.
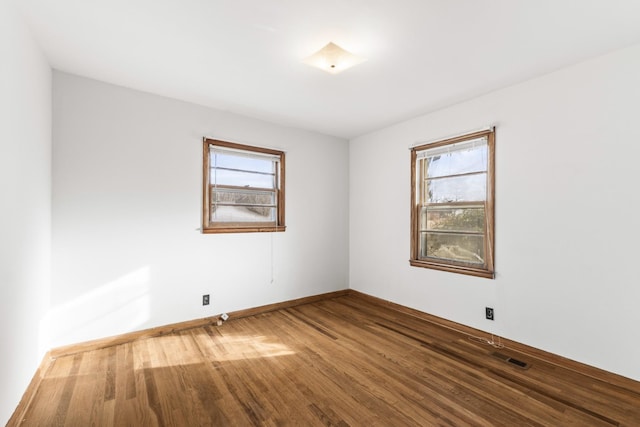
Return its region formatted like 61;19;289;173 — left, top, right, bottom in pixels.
421;207;484;233
426;173;486;203
211;205;276;223
211;152;275;174
425;144;487;178
426;145;487;178
212;189;275;206
211;168;275;189
420;232;485;264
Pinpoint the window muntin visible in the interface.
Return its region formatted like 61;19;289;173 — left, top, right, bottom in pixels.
410;129;495;278
202;139;285;233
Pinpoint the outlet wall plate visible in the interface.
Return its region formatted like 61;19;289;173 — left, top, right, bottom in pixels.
203;294;210;305
485;307;494;320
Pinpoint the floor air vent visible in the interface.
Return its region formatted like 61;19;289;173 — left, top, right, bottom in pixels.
492;352;531;370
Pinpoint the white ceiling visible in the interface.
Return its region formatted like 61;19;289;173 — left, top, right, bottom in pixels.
17;0;640;139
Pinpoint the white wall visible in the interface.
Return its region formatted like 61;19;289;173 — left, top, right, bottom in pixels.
350;44;640;381
51;72;349;347
0;0;52;423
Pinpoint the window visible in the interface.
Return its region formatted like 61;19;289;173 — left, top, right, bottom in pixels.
202;138;285;233
410;128;495;278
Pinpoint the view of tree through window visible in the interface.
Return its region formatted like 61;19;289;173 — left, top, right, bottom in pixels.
202;139;285;233
410;129;495;278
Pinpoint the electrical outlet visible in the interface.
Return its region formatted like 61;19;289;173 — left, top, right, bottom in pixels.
203;294;210;306
485;307;494;320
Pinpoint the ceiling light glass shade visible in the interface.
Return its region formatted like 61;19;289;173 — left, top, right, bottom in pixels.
302;42;365;74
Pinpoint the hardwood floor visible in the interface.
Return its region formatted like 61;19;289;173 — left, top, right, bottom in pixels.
11;293;640;426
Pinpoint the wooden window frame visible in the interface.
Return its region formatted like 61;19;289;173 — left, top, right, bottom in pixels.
202;138;285;234
410;129;495;278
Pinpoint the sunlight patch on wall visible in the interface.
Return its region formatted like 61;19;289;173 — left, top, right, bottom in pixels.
41;266;151;350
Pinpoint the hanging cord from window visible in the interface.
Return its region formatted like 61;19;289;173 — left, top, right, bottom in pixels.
270;230;275;284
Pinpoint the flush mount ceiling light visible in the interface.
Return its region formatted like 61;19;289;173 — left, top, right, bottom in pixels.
302;42;366;74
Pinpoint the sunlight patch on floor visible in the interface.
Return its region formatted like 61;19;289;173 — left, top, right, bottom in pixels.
137;333;295;368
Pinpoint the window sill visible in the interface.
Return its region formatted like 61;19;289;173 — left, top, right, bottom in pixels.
202;226;286;234
409;259;494;279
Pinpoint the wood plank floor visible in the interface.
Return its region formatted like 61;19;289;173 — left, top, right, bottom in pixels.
12;294;640;426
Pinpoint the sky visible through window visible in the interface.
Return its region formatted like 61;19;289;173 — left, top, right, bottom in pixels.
425;143;487;203
211;152;275;189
